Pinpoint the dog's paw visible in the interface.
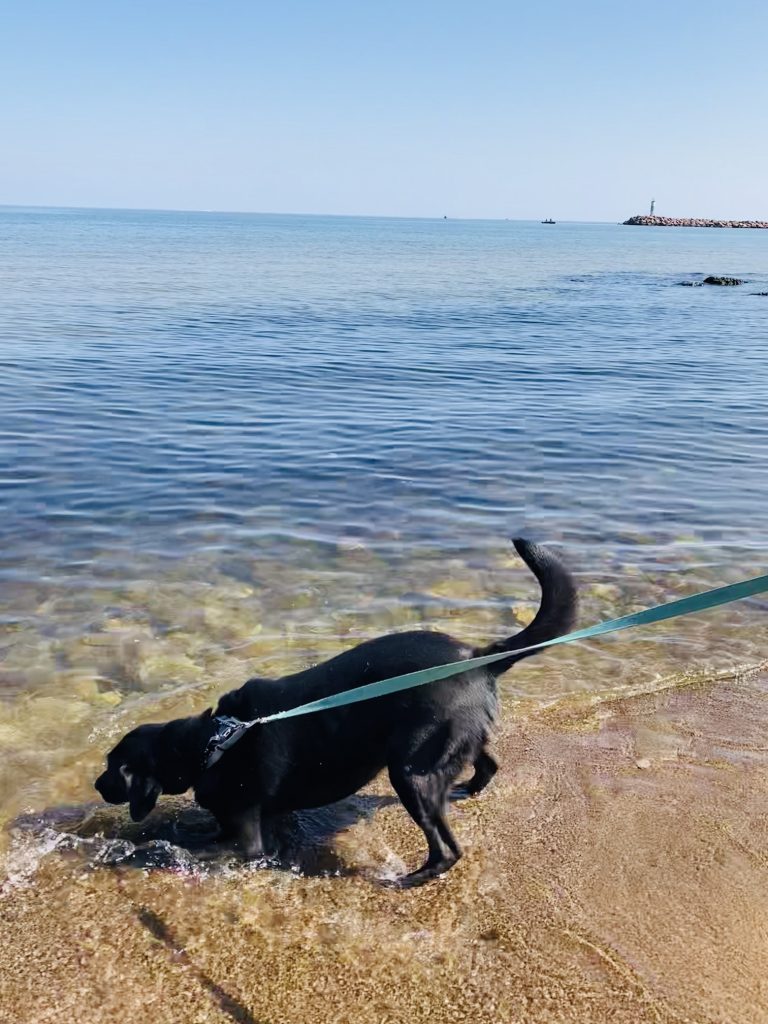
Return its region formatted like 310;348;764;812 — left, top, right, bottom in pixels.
448;783;475;801
376;864;453;890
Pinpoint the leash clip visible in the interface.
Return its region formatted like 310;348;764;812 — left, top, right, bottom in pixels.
202;715;259;770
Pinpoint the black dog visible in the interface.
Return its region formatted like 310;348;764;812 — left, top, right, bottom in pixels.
95;538;576;886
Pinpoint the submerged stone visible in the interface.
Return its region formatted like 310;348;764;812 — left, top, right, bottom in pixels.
425;578;481;602
201;603;263;639
136;651;203;688
587;583;622;602
510;603;536;627
702;276;744;286
381;603;422;629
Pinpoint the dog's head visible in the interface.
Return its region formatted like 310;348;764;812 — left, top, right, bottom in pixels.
94;711;213;821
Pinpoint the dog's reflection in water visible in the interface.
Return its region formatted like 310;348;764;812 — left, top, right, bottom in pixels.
12;792;396;877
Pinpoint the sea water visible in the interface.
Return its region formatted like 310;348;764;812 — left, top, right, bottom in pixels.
0;205;766;846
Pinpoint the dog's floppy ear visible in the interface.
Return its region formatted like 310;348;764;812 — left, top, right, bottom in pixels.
126;772;162;822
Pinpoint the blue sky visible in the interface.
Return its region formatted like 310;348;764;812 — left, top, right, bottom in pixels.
1;0;766;220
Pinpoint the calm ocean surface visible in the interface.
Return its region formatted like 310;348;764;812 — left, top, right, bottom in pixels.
0;207;766;831
2;208;767;560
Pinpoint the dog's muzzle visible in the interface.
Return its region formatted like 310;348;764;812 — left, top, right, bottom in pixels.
94;770;127;804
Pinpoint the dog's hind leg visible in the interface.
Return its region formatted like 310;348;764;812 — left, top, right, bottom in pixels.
450;748;498;800
386;763;461;888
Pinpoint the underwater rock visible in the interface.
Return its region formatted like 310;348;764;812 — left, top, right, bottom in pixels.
380;603;423;630
213;581;256;600
702;276;744;286
0;641;58;692
335;538;382;567
201;603;263;640
457;606;504;632
26;695;93;731
587;583;622;602
133;644;204;689
425;577;481;602
226;636;283;662
66;674;123;708
271;589;317;612
329;611;368;638
510;603;536;627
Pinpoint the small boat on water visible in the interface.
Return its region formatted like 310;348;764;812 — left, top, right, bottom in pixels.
541;218;556;224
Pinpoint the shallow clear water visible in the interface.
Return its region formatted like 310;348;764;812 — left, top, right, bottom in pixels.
0;206;766;841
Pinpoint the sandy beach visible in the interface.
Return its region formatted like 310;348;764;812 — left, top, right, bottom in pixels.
3;664;768;1024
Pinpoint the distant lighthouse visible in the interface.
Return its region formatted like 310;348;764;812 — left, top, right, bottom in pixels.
650;199;656;215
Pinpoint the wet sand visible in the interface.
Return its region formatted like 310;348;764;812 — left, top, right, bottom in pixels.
2;664;768;1024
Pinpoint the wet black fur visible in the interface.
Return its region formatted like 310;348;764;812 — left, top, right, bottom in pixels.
95;538;576;887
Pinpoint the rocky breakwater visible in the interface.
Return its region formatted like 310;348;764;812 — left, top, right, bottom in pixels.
624;214;768;228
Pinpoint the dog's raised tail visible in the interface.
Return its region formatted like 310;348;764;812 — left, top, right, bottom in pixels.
474;538;577;676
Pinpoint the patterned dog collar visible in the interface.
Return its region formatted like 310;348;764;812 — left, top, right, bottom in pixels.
202;715;258;770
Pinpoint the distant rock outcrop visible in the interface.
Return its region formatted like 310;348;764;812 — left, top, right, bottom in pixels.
624;215;768;229
678;276;749;287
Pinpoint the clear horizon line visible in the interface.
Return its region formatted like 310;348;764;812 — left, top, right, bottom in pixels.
0;202;618;224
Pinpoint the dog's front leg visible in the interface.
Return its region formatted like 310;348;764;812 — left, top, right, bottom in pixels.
214;806;264;859
235;806;264;860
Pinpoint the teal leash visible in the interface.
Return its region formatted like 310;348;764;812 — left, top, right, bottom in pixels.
202;571;768;766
